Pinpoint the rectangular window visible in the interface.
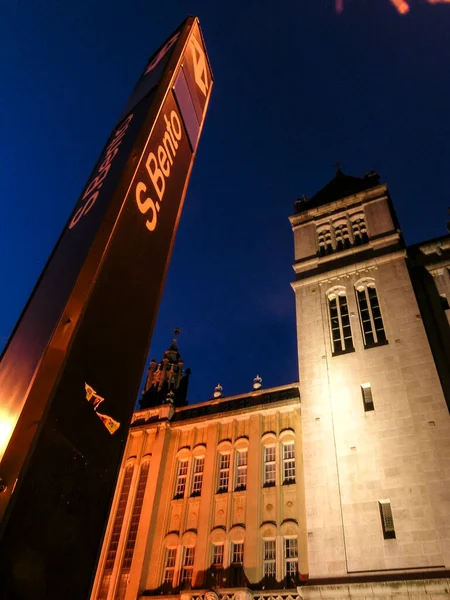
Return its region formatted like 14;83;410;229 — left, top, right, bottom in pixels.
329;293;354;354
212;543;224;566
218;453;230;492
181;547;195;583
379;500;396;539
264;445;276;486
361;383;374;411
263;539;276;578
232;542;244;564
356;285;387;347
283;442;296;484
191;457;204;496
163;548;177;584
235;449;248;490
284;537;298;580
175;460;188;498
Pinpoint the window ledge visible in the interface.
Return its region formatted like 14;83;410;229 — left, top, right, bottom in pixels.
364;339;389;350
332;347;355;357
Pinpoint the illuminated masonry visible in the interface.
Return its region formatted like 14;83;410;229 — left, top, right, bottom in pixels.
92;169;450;600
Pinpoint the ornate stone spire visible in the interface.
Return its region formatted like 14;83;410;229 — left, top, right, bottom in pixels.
213;383;223;399
253;374;262;390
140;329;190;409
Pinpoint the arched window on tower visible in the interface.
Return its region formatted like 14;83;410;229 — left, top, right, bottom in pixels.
355;280;387;347
317;225;334;256
334;220;351;251
327;289;354;355
351;214;369;245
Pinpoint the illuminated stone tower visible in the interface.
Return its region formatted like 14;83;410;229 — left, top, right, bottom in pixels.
290;168;450;579
140;331;190;409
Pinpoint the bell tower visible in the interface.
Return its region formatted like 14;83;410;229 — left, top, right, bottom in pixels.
290;168;450;579
140;329;190;409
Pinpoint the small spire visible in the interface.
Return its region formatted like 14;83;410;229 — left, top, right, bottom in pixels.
253;375;262;390
213;383;223;399
333;161;344;174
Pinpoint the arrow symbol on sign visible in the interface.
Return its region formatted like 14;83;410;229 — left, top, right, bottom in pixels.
190;36;209;97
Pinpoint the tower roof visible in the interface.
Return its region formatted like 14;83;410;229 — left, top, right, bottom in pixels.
295;168;381;213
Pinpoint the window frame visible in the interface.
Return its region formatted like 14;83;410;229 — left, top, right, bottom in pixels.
235;449;248;491
282;441;296;485
263;538;276;579
174;459;189;499
217;452;231;493
231;541;244;565
361;383;374;411
191;456;204;497
284;536;298;581
334;220;351;251
379;500;396;539
350;214;369;245
328;290;354;355
212;543;224;567
180;546;195;584
263;444;276;487
317;225;334;256
163;547;177;585
355;282;387;348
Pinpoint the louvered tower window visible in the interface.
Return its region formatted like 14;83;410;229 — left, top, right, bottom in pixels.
379;500;396;539
361;383;374;411
351;215;369;244
335;222;351;251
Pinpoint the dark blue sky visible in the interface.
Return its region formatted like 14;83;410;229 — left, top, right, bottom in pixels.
1;0;449;404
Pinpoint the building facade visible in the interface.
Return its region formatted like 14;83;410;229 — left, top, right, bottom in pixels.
91;170;450;600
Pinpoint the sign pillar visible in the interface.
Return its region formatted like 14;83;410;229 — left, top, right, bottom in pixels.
0;16;212;600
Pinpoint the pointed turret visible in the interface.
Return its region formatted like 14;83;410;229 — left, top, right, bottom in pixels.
140;329;190;409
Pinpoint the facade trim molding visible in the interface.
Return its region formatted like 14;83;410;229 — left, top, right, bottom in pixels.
291;250;407;289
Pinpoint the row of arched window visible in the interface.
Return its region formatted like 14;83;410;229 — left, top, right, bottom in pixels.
160;520;300;590
172;431;297;501
317;213;368;256
327;279;387;354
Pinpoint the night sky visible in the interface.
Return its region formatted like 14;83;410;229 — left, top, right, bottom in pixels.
1;0;449;405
